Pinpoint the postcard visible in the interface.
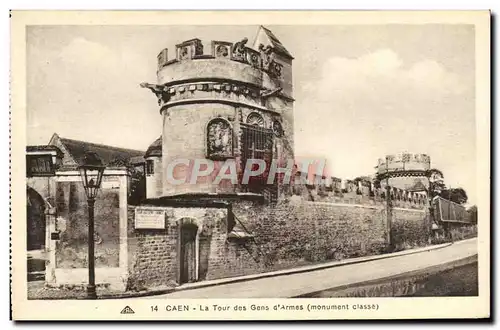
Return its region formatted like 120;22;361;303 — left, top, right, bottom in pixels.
10;10;490;320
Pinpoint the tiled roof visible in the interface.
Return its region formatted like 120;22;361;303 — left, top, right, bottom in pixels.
130;156;146;165
26;145;64;157
260;26;293;59
145;136;162;158
408;180;428;192
58;137;145;167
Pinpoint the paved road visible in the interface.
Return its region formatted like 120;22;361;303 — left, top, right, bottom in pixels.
147;238;477;299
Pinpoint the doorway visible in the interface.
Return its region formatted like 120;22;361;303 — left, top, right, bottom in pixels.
26;187;47;281
27;187;46;251
179;223;199;284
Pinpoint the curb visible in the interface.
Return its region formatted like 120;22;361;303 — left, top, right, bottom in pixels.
35;238;473;300
149;242;454;296
292;254;479;298
98;240;460;299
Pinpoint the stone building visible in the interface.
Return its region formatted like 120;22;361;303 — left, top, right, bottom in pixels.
131;26;300;287
142;26;294;200
144;135;162;199
26;133;145;288
376;153;432;192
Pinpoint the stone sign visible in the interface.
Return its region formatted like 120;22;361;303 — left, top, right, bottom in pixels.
101;176;120;189
135;208;166;229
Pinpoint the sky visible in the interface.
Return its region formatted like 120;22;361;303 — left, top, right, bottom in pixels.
26;25;477;203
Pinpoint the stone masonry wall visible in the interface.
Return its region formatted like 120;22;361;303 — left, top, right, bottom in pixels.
214;200;430;280
125;199;429;290
227;200;388;277
162;103;237;196
126;206;177;290
126;205;229;290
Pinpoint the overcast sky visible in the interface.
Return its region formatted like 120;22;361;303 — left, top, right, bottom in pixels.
26;25;476;203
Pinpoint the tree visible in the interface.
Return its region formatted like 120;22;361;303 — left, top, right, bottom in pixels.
354;176;372;182
467;205;478;224
426;168;444;178
128;165;146;205
440;187;468;205
426;168;445;198
109;157;146;205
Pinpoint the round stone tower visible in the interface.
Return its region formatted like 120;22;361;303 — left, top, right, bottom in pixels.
376;153;431;191
142;27;294;199
144;136;162;199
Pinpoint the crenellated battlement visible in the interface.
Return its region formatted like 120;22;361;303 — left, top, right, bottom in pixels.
156;38;285;80
142;27;295;198
376;153;431;175
292;171;428;209
293;183;429;210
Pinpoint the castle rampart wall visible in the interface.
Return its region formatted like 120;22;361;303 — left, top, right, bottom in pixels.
126;197;431;289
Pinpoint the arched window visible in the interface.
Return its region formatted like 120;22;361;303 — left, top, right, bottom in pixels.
146;159;154;175
206;118;233;160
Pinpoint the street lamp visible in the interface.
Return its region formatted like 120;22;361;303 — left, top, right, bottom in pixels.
78;151;105;299
385;156;392;249
427;169;444;243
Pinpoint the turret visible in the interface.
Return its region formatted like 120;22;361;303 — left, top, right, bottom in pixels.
376;153;432;191
141;27;294;199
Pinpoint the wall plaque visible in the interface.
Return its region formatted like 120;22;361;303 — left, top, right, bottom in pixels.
101;176;120;189
135;208;166;229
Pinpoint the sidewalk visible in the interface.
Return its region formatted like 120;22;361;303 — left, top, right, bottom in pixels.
148;238;477;299
173;238;476;294
167;241;454;293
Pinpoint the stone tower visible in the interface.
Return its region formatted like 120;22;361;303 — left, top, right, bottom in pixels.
376;153;432;191
142;26;294;200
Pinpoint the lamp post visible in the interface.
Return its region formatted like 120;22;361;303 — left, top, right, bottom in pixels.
427;175;435;244
78;151;105;299
427;169;443;244
385;156;392;249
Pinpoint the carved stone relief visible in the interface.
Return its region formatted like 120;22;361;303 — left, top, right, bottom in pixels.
231;37;248;62
179;46;190;60
216;44;230;58
246;112;265;127
194;40;204;56
259;43;274;71
272;120;284;137
207;118;233;159
258;43;283;78
270;61;283;78
177;39;204;61
246;48;261;68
